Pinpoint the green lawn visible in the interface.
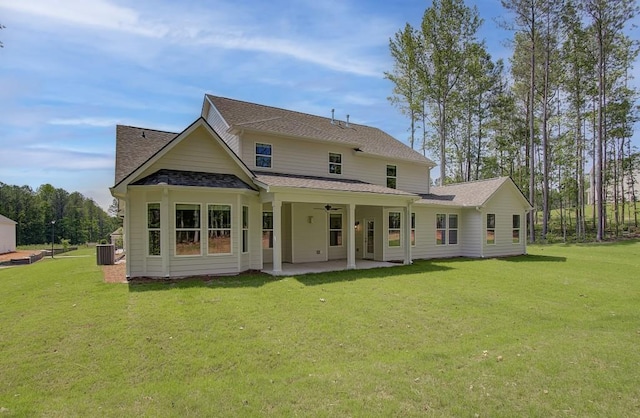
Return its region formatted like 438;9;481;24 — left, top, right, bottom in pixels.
1;243;639;417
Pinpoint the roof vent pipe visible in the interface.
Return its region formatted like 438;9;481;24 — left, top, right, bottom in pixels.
331;109;335;124
346;114;350;128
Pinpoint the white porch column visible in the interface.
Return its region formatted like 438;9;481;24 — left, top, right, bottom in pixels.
404;203;412;265
272;200;283;274
347;203;356;269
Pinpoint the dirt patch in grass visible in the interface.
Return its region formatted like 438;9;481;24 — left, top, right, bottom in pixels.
102;262;127;283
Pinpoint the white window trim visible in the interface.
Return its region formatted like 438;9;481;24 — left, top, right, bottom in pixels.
386;164;397;189
486;213;496;245
147;202;161;257
411;212;416;247
242;205;249;254
175;202;202;257
448;214;459;246
262;211;273;249
329;212;343;247
207;203;233;256
329;152;342;175
436;213;447;245
512;214;521;244
255;142;273;169
387;210;402;248
435;213;459;246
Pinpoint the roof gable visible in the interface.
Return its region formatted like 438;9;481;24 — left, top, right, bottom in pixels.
419;177;532;208
112;118;254;192
206;95;436;166
114;125;177;186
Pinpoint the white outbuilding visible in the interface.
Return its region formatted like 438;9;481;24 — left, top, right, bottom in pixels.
0;214;17;254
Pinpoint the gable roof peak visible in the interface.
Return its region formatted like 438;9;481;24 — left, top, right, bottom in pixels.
423;176;531;209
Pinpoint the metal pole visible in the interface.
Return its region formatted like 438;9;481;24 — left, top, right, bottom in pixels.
51;220;55;259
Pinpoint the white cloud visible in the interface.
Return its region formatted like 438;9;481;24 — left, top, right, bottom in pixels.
0;0;388;77
49;117;120;127
3;0;166;38
342;93;381;107
0;145;112;171
195;34;383;77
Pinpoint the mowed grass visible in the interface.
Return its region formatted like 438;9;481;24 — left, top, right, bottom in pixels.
1;243;639;417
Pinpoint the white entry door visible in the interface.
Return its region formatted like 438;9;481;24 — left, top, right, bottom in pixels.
364;219;375;259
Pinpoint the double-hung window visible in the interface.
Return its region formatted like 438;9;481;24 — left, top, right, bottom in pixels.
512;214;520;244
256;143;272;168
147;203;161;256
175;203;201;256
262;211;273;249
411;212;416;246
436;213;458;245
436;214;447;245
388;211;401;247
329;153;342;174
329;213;343;246
208;204;231;255
448;214;458;245
242;206;249;253
386;165;397;189
486;214;496;245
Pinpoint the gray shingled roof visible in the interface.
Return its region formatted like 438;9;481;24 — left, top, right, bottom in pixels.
115;125;177;186
418;177;524;207
207;95;435;166
131;169;255;190
254;171;416;196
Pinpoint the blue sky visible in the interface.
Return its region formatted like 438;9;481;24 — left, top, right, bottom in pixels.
0;0;637;210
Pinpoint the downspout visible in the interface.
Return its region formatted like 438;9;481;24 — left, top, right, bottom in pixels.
124;196;131;280
237;194;242;273
476;206;483;258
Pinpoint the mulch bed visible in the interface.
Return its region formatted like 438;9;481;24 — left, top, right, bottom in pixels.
102;262;128;283
0;250;43;263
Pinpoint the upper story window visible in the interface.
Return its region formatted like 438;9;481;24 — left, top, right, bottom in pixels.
256;143;272;168
329;153;342;174
387;165;397;189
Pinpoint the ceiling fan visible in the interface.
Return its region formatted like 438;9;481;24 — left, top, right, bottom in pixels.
314;204;340;212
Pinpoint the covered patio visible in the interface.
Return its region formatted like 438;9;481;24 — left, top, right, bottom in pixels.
262;259;399;276
256;172;419;274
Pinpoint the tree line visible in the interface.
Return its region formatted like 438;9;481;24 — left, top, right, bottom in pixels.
385;0;639;242
0;182;120;246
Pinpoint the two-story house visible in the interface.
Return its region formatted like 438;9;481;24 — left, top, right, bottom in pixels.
110;95;531;279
